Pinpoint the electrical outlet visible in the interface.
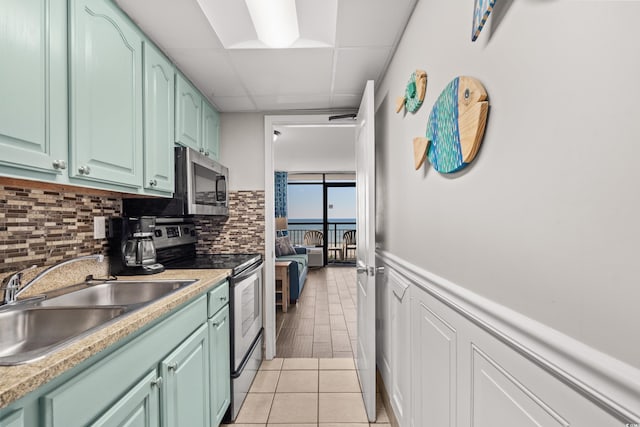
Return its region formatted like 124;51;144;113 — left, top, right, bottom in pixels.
94;216;106;239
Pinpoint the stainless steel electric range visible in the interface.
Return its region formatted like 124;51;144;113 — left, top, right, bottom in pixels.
153;218;263;422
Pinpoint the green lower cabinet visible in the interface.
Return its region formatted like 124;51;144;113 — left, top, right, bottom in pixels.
0;410;24;427
161;323;210;427
209;306;230;426
90;370;160;427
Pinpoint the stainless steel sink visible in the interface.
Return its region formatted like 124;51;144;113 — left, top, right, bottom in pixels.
0;306;127;365
39;280;196;307
0;279;198;365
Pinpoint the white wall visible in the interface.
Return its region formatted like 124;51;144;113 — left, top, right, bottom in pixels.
274;126;355;172
375;0;640;369
219;112;265;190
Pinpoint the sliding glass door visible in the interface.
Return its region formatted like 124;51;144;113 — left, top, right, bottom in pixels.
286;173;356;265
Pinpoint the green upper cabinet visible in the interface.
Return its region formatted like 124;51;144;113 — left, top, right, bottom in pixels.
0;0;67;178
69;0;143;188
209;305;230;426
161;323;210;427
202;100;220;161
143;41;175;194
175;73;202;151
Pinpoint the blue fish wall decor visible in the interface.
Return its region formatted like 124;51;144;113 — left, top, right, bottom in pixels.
413;76;489;173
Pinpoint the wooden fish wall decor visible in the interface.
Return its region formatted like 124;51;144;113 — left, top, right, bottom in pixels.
413;76;489;173
472;0;496;41
396;70;427;114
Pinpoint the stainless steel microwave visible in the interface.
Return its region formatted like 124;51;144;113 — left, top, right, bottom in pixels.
123;146;229;217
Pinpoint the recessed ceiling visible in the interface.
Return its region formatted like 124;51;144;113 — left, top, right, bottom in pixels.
114;0;417;112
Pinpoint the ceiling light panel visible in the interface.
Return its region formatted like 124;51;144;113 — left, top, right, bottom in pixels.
196;0;257;48
196;0;337;49
245;0;299;48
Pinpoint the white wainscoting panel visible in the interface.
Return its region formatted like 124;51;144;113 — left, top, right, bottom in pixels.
389;269;411;425
411;295;457;427
375;251;640;427
472;345;570;427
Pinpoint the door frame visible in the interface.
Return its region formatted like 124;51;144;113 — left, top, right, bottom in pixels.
263;114;355;359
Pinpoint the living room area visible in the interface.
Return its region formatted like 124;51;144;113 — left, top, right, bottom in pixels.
272;125;358;357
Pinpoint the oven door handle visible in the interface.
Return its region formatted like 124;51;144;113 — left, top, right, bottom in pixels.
231;260;264;282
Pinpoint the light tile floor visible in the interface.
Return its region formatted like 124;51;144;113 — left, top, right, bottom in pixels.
276;267;358;358
223;357;391;427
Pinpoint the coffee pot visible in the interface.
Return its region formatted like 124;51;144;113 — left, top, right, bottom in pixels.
108;217;164;275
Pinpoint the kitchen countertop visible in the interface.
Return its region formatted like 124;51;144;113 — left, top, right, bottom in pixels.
0;268;230;409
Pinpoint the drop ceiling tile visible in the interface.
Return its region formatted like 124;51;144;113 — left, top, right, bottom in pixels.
166;48;246;97
115;0;223;49
212;96;257;112
331;95;361;109
228;49;334;96
253;94;331;111
336;0;416;47
333;47;392;94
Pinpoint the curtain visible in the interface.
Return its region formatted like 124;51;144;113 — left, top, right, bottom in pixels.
274;171;288;218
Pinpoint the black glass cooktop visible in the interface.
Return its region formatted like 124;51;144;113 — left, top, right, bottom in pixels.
163;253;262;276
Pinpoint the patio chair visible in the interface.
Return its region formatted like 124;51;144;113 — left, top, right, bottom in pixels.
303;230;324;247
342;230;356;260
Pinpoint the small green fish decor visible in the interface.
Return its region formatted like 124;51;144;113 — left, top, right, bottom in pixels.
396;70;427;114
413;76;489;173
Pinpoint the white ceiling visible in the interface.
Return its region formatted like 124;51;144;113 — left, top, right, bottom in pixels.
114;0;417;112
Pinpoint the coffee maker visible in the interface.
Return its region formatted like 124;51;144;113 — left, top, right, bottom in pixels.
108;217;165;275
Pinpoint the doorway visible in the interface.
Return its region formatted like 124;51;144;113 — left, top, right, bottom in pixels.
264;115;357;360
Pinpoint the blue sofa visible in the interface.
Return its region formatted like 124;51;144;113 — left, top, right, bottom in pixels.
276;247;308;303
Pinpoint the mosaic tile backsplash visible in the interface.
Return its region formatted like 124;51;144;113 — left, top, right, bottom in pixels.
0;184;121;274
194;191;265;255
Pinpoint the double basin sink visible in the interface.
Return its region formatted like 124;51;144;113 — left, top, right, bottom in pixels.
0;280;196;365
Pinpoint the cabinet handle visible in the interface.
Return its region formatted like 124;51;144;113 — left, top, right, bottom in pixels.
149;179;158;186
168;362;178;371
212;322;220;327
52;160;67;170
151;376;163;388
78;166;90;175
204;151;210;157
199;148;205;153
219;296;227;302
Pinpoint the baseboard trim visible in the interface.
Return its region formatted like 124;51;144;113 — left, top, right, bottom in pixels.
377;250;640;422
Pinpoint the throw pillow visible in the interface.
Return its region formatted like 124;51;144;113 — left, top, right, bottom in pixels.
275;236;296;257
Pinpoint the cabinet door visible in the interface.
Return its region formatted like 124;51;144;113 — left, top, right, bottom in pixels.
143;41;175;194
202;101;220;161
90;370;160;427
69;0;143;188
161;323;210;427
0;0;67;177
174;74;202;151
0;410;24;427
209;306;230;426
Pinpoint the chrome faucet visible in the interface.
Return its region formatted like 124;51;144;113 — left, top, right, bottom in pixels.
1;254;105;305
1;265;37;305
